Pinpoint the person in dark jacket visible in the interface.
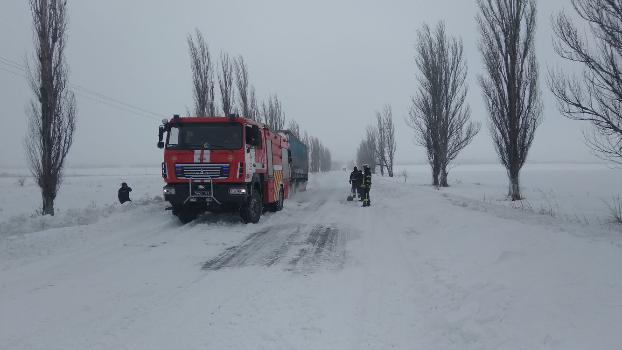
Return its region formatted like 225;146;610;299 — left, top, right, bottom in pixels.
360;165;372;207
349;166;363;199
118;182;132;204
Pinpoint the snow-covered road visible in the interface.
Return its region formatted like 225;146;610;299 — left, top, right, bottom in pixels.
2;172;622;349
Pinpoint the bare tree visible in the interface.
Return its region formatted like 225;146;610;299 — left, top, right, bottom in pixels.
187;29;216;117
375;110;387;176
365;126;378;172
310;137;321;173
306;135;332;173
25;0;76;216
288;119;301;139
383;105;397;177
248;85;260;121
409;22;480;187
356;127;378;173
262;94;285;130
477;0;542;200
409;100;440;185
218;52;235;116
234;55;251;118
356;142;370;172
320;144;332;172
372;105;397;177
550;0;622;163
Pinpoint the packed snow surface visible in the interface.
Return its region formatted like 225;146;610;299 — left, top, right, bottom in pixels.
1;164;621;349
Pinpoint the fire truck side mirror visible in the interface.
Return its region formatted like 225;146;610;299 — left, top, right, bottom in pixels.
157;124;166;149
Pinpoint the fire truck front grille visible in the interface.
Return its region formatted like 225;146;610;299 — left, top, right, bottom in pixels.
175;163;230;180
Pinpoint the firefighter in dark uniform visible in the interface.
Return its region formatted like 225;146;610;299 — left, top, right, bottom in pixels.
361;164;372;207
349;166;363;199
118;182;132;204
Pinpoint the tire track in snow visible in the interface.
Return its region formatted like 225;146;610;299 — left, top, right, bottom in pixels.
288;224;345;271
201;223;347;271
264;226;303;267
201;187;349;271
201;227;274;270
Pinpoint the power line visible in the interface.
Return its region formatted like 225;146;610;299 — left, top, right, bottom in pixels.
0;56;25;72
0;55;166;122
0;66;27;79
71;82;166;119
73;91;163;121
0;63;160;121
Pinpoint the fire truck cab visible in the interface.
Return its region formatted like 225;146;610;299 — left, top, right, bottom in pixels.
157;115;290;224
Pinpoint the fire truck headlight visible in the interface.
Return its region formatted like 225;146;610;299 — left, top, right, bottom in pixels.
163;187;176;195
229;188;247;195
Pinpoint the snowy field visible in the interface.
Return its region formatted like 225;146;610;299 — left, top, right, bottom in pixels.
1;164;622;349
396;163;622;225
0;167;163;234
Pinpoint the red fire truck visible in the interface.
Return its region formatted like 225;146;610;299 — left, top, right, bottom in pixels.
157;114;290;224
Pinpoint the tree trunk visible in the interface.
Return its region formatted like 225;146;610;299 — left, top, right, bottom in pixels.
509;172;521;201
431;162;440;187
440;166;449;187
507;176;512;197
42;190;55;216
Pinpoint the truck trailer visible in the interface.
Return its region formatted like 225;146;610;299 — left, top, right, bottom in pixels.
157;115;290;224
280;130;309;191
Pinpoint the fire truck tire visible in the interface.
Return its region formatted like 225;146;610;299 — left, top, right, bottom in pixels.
177;211;198;224
269;188;284;212
173;205;198;224
240;188;262;224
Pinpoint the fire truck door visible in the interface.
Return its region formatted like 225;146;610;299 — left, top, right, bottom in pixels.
267;138;273;177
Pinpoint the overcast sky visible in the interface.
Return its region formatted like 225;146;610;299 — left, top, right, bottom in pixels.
0;0;597;168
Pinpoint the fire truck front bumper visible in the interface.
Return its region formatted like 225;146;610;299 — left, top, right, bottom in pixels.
163;183;249;206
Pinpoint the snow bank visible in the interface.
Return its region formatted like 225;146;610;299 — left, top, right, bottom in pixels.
0;166;163;221
0;196;164;238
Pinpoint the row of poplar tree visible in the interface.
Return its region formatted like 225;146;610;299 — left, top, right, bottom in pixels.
359;0;622;202
356;105;397;178
187;29;332;174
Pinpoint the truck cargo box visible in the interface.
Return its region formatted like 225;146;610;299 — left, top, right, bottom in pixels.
281;130;309;186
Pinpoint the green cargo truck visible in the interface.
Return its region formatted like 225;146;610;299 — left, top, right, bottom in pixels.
281;130;309;191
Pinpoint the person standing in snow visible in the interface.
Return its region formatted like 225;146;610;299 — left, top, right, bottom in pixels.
118;182;132;204
360;164;372;207
349;166;363;199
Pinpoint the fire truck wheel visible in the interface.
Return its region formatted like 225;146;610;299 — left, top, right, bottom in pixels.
240;188;262;224
178;211;197;224
175;210;199;224
174;206;198;224
270;188;284;212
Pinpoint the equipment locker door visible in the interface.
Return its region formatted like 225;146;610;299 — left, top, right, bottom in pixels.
267;138;273;177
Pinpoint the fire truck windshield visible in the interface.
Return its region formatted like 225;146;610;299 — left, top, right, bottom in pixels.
166;123;242;150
